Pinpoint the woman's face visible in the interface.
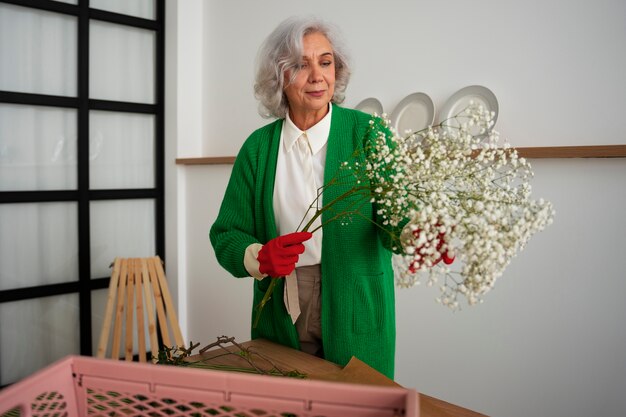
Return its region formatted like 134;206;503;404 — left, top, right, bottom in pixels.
283;32;336;125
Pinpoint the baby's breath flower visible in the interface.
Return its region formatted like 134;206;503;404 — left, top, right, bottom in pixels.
373;103;555;310
289;103;553;313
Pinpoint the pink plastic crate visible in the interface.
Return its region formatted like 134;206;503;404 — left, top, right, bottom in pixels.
0;355;419;417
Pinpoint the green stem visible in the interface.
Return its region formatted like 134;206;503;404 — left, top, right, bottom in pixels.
253;278;277;328
253;184;371;328
301;185;370;232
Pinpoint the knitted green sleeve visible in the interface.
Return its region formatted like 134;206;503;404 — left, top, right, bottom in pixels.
209;138;261;278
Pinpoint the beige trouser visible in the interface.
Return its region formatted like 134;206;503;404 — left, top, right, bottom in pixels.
294;264;323;357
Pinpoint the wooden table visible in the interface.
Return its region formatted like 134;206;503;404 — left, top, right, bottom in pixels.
187;338;486;417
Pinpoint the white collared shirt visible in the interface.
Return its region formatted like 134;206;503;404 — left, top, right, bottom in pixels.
273;104;331;266
243;105;331;278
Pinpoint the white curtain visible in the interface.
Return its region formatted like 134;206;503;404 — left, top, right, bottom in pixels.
90;20;156;104
0;294;80;385
0;203;78;291
0;104;77;191
90;111;155;190
90;199;156;279
0;4;77;96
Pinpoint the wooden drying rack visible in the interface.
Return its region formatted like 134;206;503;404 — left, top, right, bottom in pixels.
97;256;185;362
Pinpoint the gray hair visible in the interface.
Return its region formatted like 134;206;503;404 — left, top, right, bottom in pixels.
254;16;351;119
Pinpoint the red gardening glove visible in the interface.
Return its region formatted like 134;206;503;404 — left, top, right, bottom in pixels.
257;232;313;277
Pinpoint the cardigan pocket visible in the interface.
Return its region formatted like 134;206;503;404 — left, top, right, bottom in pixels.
352;272;385;334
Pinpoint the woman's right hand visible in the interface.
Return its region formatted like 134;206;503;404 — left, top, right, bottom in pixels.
257;232;313;277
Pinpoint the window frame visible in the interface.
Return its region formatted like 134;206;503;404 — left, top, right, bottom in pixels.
0;0;165;386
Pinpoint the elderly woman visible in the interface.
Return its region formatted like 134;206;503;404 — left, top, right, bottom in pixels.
210;16;396;379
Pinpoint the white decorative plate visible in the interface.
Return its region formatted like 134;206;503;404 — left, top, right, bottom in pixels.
354;97;384;116
390;92;435;137
438;85;498;134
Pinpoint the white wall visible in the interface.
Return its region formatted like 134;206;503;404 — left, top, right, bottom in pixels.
166;1;626;416
200;0;626;154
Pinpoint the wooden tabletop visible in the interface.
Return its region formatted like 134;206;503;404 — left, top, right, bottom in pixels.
186;338;486;417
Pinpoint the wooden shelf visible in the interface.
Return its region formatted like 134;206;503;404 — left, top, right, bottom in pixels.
176;156;236;165
175;145;626;165
515;145;626;159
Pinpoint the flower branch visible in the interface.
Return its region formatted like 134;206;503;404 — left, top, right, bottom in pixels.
256;102;554;320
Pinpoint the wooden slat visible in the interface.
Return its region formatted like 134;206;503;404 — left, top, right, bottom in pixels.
147;257;172;347
140;258;159;362
111;259;128;359
96;258;121;358
152;256;185;348
124;259;135;361
134;259;147;362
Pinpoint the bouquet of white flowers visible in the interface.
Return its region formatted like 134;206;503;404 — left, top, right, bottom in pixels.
374;103;554;308
255;102;554;324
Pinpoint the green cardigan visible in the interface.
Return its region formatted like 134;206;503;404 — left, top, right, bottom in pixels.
210;104;396;378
